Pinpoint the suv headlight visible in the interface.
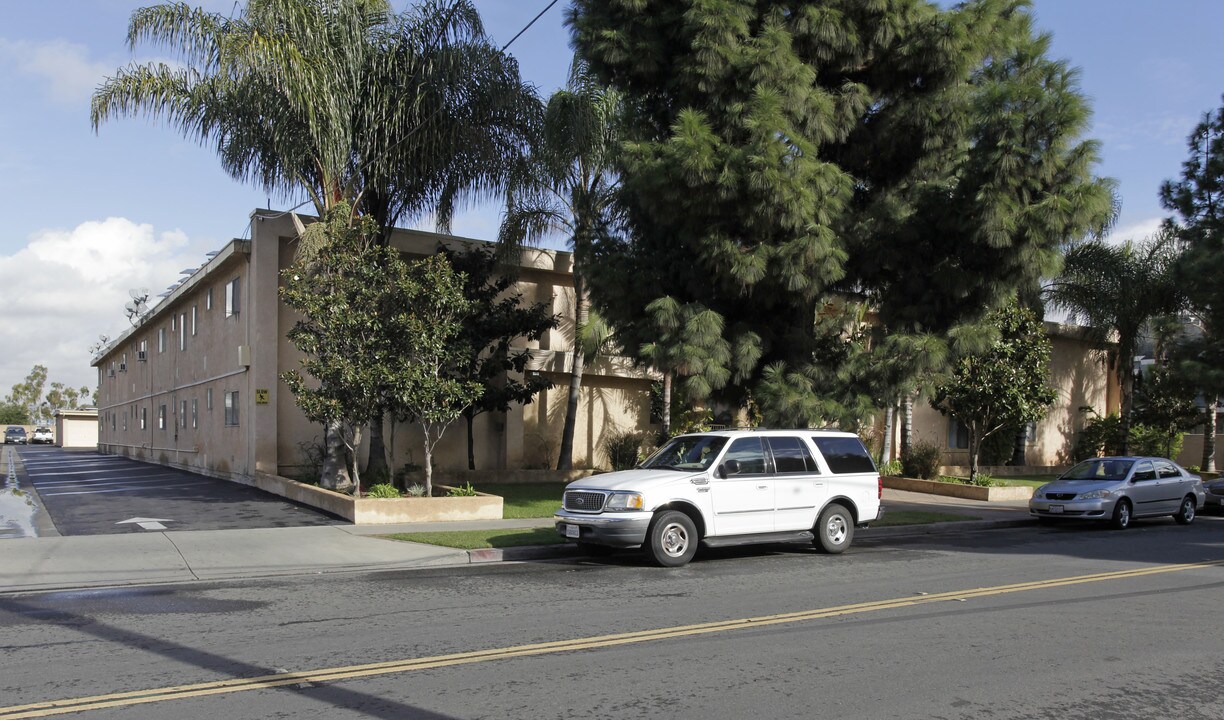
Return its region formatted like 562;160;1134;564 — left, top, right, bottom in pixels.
1078;489;1112;500
605;492;644;511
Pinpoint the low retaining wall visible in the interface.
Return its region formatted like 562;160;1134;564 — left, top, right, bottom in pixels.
884;476;1034;502
939;465;1063;477
253;472;503;524
399;469;598;485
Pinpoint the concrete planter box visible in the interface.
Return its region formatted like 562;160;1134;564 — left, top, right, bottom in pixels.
399;469;598;485
883;475;1034;502
253;472;503;524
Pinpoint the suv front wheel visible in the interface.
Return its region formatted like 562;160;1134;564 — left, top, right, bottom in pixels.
647;510;698;567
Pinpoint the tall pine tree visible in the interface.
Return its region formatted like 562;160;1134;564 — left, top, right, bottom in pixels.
571;0;1115;426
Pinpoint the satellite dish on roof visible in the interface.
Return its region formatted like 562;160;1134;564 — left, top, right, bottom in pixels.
125;288;151;327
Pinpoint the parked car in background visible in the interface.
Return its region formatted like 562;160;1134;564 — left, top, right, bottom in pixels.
1203;476;1224;510
1029;456;1205;529
555;429;884;566
4;426;27;444
30;427;53;444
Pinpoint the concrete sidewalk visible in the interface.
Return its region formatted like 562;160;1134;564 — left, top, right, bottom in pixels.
0;488;1035;595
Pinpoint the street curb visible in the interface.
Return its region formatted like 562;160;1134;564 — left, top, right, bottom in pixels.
463;517;1037;563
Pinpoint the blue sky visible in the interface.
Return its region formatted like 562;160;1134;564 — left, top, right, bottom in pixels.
2;0;1223;395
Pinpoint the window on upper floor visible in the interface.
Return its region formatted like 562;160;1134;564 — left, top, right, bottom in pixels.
225;277;241;317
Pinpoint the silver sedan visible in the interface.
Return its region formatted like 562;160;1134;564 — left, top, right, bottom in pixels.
1204;476;1224;509
1029;456;1206;530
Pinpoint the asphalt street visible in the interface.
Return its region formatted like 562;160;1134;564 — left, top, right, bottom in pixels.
1;518;1221;720
14;446;339;535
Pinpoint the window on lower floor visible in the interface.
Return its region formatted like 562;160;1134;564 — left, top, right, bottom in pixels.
191;399;198;429
158;405;166;430
948;418;969;449
180;400;188;428
224;391;239;426
140;407;147;430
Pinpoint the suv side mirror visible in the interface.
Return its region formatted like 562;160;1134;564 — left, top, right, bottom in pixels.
718;459;740;478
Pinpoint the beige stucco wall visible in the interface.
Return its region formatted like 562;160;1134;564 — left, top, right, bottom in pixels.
907;324;1117;468
93;210;658;484
93;240;253;477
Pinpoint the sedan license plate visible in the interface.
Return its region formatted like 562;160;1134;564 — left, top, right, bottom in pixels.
1048;504;1064;514
564;523;580;539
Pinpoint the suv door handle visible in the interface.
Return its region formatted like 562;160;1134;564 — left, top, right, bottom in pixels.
757;485;768;490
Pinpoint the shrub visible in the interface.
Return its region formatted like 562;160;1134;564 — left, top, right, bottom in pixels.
447;481;479;497
1129;423;1184;458
878;459;903;477
366;483;402;499
404;483;428;497
1186;464;1201;473
969;473;996;487
902;441;943;480
1075;411;1185;460
602;429;643;471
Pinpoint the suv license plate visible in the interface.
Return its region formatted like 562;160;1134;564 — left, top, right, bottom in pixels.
1048;504;1064;514
564;524;580;539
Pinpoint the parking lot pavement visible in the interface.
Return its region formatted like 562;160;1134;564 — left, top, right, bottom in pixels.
14;446;341;536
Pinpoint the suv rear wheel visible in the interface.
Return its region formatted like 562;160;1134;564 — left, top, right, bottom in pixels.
814;503;853;554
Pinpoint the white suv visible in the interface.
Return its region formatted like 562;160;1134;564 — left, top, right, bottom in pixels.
555;429;884;566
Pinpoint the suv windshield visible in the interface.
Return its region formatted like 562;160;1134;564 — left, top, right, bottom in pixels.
1061;458;1134;482
641;435;728;471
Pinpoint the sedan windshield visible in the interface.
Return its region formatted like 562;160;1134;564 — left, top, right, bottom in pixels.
1061;459;1134;482
641;435;728;471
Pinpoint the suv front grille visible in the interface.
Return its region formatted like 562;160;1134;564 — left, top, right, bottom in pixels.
564;490;606;513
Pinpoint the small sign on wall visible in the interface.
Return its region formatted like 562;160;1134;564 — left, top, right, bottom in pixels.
255;388;269;405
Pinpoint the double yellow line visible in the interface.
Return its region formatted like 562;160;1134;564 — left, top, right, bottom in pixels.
4;559;1222;719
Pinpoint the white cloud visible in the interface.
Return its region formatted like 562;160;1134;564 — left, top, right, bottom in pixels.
1103;216;1165;245
0;218;205;398
0;38;114;106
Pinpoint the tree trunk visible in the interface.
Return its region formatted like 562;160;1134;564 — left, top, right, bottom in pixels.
1118;365;1134;455
320;419;352;491
661;372;673;439
557;273;589;471
422;431;435;498
901;395;914;457
968;431;980;485
1202;395;1217;472
466;410;477;470
881;403;895;466
1011;427;1027;466
366;411;388;481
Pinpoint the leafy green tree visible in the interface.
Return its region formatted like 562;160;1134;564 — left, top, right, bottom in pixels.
92;0;539;482
0;403;28;424
570;0;1114;426
438;244;556;470
640;297;757;439
280;208;397;492
1132;365;1201;458
500;60;622;470
1161;102;1224;470
6;365;48;422
931;303;1056;483
1046;233;1186;454
382;255;483;496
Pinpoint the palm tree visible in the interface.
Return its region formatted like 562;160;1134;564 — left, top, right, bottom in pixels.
1046;232;1187;453
91;0;539;486
499;61;622;471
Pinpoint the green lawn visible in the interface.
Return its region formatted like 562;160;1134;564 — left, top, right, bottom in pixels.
475;482;567;519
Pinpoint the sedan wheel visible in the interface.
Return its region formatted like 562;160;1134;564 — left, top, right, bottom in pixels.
1110;499;1132;530
1173;496;1196;525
